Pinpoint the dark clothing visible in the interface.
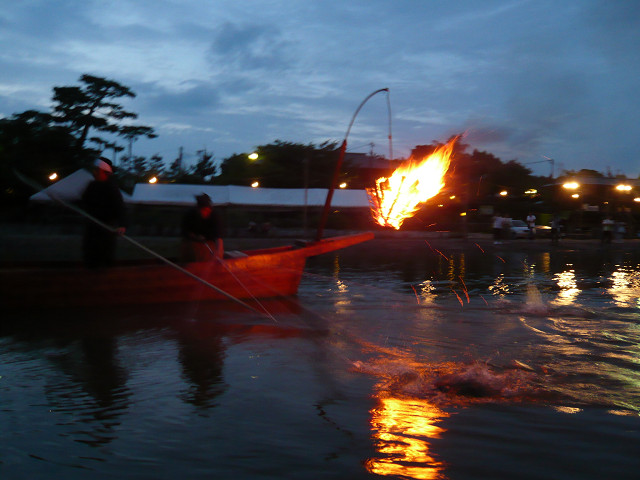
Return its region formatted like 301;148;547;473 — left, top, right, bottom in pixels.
81;178;125;268
550;217;561;245
181;208;221;241
181;207;222;262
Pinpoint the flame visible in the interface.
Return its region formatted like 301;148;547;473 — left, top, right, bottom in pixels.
367;138;457;229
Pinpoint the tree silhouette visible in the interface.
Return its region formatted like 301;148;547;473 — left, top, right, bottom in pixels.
192;149;216;179
0;110;81;203
119;125;157;159
216;140;339;187
51;74;155;156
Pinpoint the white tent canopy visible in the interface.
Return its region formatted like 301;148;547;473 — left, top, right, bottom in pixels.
30;170;370;208
30;169;131;203
130;183;371;208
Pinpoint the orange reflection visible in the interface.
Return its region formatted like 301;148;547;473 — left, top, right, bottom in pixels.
366;396;449;479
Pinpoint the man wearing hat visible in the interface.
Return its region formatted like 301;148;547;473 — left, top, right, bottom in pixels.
81;157;126;268
181;193;224;262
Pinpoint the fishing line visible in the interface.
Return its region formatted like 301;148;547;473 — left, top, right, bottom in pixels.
202;243;279;323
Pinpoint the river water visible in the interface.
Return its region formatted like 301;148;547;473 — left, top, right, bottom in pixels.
1;238;639;479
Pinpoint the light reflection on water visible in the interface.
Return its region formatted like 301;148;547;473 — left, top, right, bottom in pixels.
2;240;640;479
609;266;640;307
553;268;580;305
306;240;640;479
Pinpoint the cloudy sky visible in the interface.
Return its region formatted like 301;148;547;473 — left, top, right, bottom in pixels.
1;0;638;177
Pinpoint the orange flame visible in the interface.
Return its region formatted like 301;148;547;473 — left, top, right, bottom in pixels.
367;138;457;229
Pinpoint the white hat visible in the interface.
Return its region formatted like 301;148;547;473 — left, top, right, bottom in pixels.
94;158;113;173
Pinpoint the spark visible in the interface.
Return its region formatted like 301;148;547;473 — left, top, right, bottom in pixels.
459;276;470;303
452;289;464;307
434;249;449;261
410;285;420;304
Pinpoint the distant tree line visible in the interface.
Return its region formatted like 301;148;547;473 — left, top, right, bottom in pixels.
4;74;635;215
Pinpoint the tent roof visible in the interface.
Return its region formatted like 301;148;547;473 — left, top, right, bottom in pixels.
29;170;371;208
30;169;93;203
30;169;132;203
131;183;371;208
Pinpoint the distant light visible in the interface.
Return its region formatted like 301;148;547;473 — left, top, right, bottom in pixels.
339;182;347;189
571;193;580;198
251;181;259;188
459;212;466;216
449;195;456;199
248;152;259;161
563;182;579;190
48;172;58;181
438;204;444;207
525;189;537;195
499;190;508;196
615;184;632;192
148;176;157;184
634;197;640;203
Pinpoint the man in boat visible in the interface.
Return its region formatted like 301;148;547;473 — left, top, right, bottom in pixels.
81;158;126;268
181;193;224;262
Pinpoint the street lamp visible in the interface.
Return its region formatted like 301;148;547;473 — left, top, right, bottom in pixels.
251;181;259;188
248;152;258;161
563;182;579;190
48;172;58;181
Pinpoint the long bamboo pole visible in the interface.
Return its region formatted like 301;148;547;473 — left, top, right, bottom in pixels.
315;88;390;241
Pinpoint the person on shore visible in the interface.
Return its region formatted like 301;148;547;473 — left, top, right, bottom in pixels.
601;216;614;244
81;158;126;268
492;213;503;244
501;216;512;241
181;193;223;262
526;212;536;239
551;215;561;245
615;221;626;242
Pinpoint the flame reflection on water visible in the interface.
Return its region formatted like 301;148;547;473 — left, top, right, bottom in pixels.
314;245;640;479
366;396;448;479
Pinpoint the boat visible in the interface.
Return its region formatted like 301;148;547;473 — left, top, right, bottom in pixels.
5;89;389;312
0;232;373;310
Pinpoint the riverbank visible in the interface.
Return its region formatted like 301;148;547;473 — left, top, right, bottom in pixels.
1;229;637;263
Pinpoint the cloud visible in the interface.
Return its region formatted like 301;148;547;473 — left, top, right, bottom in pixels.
143;82;221;116
1;1;639;175
209;22;293;71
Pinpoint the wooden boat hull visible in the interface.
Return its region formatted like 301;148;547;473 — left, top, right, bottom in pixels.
0;232;373;309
